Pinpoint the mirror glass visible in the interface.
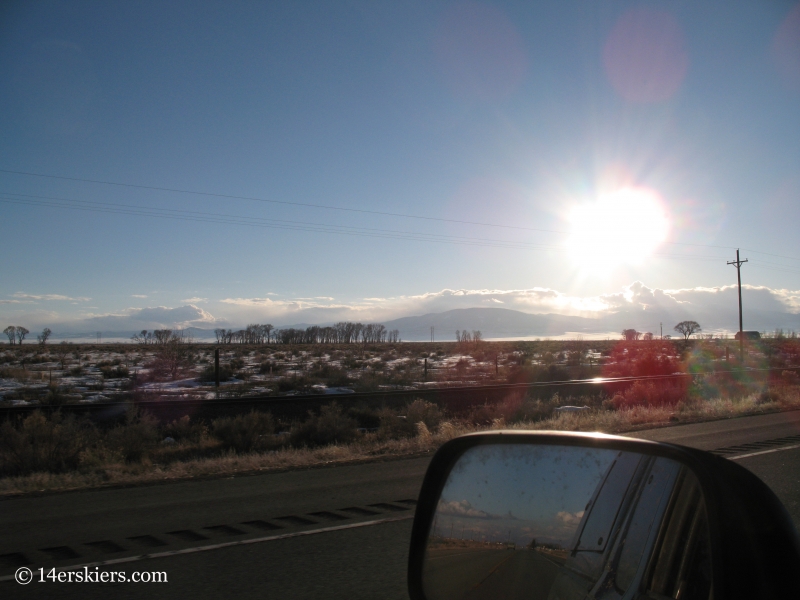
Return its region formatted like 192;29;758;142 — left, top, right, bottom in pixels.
422;444;712;600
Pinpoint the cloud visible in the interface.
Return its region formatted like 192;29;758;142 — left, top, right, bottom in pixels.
556;510;585;526
12;293;91;302
131;294;148;299
40;304;221;332
206;281;800;334
437;499;494;519
4;282;800;336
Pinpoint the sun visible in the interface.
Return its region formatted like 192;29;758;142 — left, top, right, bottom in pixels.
567;188;669;270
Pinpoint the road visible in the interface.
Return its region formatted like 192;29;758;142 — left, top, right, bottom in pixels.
2;409;799;599
424;547;561;599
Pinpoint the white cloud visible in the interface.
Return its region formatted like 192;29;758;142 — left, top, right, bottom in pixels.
437;499;494;519
32;304;222;332
556;510;585;525
4;282;800;335
12;293;91;302
131;294;148;299
212;282;800;333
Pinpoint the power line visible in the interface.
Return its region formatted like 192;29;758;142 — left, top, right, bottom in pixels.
741;248;800;262
0;168;566;235
0;195;568;251
0;167;742;253
0;193;731;261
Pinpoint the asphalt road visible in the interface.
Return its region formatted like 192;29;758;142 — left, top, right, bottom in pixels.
3;409;800;599
424;547;561;599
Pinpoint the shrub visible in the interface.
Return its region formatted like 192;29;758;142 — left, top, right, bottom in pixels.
258;360;283;374
290;403;359;448
107;408;160;462
514;394;562;422
100;365;129;379
0;367;29;381
163;415;207;443
198;364;234;382
346;404;381;429
406;399;443;430
211;411;276;452
378;400;444;439
41;382;70;407
0;411;96;476
757;390;781;405
612;381;685;409
314;364;351;387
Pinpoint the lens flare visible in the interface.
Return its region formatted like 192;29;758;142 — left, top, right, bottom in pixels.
567;188;669;270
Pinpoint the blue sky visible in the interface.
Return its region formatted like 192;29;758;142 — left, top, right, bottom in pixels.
436;444;617;545
1;1;799;335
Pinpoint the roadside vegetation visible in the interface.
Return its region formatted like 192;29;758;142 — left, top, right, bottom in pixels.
1;334;799;496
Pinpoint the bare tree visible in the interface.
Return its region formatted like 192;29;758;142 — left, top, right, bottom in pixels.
132;330;152;344
674;321;701;340
642;332;654;341
152;329;173;344
622;329;641;341
3;326;16;345
37;327;52;345
56;341;71;369
15;326;29;345
151;331;191;380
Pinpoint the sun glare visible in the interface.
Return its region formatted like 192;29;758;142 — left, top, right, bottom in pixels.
567;188;669;270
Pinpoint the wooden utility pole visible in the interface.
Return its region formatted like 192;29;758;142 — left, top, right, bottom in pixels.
728;249;748;362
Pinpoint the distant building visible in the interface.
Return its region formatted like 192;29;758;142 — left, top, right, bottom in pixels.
734;331;761;340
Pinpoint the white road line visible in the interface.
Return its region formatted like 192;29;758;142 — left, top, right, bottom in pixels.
729;444;800;461
0;514;414;582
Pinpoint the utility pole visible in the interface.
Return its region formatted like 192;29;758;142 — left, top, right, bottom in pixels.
728;249;748;362
660;323;662;340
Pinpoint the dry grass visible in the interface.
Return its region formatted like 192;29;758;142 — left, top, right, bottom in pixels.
2;388;799;497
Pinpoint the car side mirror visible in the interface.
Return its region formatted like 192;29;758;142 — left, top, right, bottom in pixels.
408;431;800;600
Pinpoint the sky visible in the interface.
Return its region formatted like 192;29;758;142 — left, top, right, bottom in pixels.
1;1;799;337
434;444;618;546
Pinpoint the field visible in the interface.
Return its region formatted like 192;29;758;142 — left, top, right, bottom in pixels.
0;339;608;405
1;337;799;496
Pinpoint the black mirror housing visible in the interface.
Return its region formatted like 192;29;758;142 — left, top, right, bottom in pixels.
408;431;800;600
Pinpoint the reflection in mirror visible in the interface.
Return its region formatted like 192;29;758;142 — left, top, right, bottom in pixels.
422;445;712;600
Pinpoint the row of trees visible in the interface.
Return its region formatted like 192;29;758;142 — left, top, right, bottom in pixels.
621;321;702;341
4;326;51;345
131;329;191;345
274;323;400;345
211;322;400;345
214;324;274;344
456;330;483;343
